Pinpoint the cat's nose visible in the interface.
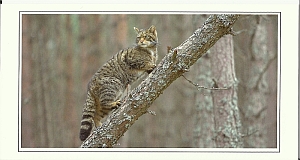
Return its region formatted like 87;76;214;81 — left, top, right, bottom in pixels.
139;38;144;43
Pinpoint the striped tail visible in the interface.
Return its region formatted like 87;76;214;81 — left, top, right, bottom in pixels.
79;114;94;141
79;91;96;141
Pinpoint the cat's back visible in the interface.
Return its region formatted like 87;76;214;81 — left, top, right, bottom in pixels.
91;47;142;86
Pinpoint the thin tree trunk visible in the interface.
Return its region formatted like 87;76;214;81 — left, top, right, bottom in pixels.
21;15;35;148
192;54;215;148
191;15;215;148
80;14;240;148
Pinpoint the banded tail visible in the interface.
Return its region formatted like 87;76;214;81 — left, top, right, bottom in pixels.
79;90;97;141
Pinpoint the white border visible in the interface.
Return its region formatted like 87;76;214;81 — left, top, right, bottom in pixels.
1;2;298;160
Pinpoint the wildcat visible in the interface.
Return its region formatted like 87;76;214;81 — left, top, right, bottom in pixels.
79;25;158;141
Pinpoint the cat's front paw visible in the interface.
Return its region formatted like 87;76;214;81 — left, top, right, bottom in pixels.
111;100;122;109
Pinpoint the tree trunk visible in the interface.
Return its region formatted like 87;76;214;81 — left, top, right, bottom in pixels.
237;16;277;147
80;14;240;148
210;35;243;148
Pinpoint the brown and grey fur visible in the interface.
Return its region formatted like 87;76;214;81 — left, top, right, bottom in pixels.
79;25;158;141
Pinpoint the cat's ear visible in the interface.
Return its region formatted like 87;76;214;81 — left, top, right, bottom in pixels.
148;25;156;33
134;27;139;34
149;25;157;37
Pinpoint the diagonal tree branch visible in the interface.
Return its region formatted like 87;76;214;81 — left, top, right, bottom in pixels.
80;14;240;148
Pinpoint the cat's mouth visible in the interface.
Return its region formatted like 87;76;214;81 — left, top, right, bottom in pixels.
138;41;158;48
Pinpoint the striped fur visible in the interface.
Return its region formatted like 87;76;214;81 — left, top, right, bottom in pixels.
80;25;158;141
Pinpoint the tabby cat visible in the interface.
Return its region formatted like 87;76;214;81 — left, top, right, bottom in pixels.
79;25;158;141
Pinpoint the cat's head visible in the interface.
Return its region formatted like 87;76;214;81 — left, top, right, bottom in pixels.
134;25;158;48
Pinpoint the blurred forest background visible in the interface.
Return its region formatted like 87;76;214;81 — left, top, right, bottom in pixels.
21;14;278;148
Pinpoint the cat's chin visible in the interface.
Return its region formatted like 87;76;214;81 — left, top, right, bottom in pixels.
138;43;157;48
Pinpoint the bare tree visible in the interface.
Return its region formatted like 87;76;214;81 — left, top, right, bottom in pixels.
80;14;240;148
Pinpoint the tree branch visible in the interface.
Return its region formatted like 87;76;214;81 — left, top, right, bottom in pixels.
80;14;240;148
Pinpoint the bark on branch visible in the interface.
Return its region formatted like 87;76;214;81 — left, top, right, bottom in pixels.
80;14;240;148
